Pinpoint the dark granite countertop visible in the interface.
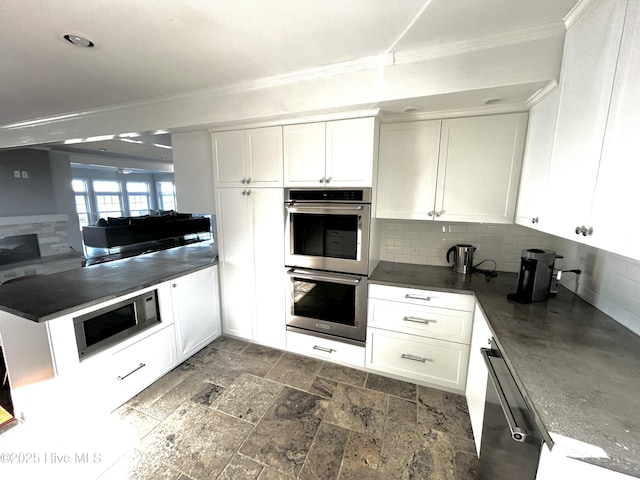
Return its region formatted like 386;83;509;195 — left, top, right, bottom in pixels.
370;261;640;478
0;244;217;322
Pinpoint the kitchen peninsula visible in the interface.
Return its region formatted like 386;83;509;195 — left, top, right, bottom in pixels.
0;244;219;422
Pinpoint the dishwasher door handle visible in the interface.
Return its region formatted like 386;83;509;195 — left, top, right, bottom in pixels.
481;348;529;443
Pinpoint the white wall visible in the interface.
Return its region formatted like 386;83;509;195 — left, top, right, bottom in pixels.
377;219;640;336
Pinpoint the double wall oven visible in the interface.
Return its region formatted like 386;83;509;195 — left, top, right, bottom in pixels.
285;188;371;345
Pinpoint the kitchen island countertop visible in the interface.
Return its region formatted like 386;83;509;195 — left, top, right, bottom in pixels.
370;261;640;478
0;244;217;322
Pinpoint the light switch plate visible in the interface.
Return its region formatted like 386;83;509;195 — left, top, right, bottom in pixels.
21;171;28;178
13;170;21;178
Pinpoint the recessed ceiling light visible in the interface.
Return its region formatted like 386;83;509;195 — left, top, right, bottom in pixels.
483;97;503;105
402;106;421;113
63;34;95;48
98;148;107;152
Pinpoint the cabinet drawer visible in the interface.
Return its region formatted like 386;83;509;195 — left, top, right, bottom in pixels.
286;330;365;368
368;299;472;344
368;284;474;312
366;328;469;392
81;325;177;411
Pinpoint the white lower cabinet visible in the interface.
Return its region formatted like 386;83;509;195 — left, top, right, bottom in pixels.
83;324;178;412
171;265;221;363
286;330;365;368
366;284;474;393
465;303;493;456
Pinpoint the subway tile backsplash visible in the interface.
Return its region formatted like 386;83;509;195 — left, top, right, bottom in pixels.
378;220;554;273
377;219;640;336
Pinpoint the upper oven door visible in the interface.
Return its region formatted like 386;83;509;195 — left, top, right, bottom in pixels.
285;202;370;275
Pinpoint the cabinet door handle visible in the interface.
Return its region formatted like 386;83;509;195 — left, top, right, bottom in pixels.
403;316;436;325
405;294;435;301
435;210;444;217
246;189;252;196
117;362;146;381
532;217;539;224
325;176;332;183
319;177;325;183
575;225;594;236
246;177;251;184
313;345;335;354
428;210;434;217
401;353;431;363
241;177;247;184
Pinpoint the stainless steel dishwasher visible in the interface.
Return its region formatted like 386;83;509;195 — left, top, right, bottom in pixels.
478;341;543;479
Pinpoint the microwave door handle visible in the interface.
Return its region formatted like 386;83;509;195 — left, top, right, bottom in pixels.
287;268;361;285
481;348;529;443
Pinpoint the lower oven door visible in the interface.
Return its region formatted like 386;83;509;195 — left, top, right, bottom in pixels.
286;268;367;343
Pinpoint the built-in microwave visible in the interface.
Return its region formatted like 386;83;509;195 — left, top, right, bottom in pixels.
74;290;160;359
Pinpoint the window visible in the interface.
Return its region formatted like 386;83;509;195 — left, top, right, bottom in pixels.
157;181;176;211
72;179;92;227
126;182;151;216
93;180;123;218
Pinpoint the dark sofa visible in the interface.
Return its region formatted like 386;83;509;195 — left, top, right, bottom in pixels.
82;212;211;249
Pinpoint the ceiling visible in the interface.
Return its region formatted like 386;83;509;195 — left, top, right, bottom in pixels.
2;0;580;161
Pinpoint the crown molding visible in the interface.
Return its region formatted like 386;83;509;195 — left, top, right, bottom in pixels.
208;108;381;132
394;21;566;65
380;103;528;123
524;80;560;108
564;0;598;29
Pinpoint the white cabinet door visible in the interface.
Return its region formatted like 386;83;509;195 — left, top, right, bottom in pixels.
465;304;493;457
171;265;222;363
250;188;286;348
436;113;527;224
216;189;254;339
283;122;326;187
515;88;561;231
214;127;283;188
246;126;283;187
376;120;441;219
213;130;247;187
544;0;627;240
325;117;376;187
589;2;640;261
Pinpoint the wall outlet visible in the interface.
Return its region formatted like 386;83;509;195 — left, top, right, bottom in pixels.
13;170;21;178
21;171;28;179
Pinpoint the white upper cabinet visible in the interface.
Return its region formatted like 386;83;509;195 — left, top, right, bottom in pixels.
377;120;441;220
543;0;627;240
515;88;561;231
436;113;527;223
377;113;526;224
283;122;326;186
213;126;283;188
590;1;640;260
284;117;377;187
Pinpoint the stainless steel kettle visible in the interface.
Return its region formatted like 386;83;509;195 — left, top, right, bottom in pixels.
446;244;476;274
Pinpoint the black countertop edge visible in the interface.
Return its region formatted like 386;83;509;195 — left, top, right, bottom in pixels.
0;245;218;323
368;261;640;479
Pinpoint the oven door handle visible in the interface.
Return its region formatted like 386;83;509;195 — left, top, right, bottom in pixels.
285;204;364;213
481;348;530;443
287;268;362;285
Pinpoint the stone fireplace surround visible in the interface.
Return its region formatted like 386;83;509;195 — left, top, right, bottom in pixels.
0;215;85;284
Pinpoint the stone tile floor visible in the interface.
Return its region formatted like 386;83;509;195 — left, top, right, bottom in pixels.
0;336;479;479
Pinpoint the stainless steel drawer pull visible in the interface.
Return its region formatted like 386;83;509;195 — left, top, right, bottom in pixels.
405;294;435;301
403;316;436;325
401;353;431;363
117;362;146;381
313;345;336;354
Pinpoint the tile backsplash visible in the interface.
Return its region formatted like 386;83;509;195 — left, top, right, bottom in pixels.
378;220;554;273
377;219;640;336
